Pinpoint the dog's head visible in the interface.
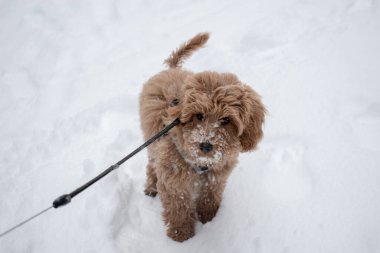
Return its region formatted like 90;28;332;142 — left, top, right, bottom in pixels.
168;71;265;173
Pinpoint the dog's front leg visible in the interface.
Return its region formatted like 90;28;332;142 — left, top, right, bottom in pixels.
144;161;158;197
157;182;195;242
196;173;225;224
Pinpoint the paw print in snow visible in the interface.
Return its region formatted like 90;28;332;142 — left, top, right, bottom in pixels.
263;139;313;202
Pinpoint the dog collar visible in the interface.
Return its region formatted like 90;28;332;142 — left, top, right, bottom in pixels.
192;166;209;175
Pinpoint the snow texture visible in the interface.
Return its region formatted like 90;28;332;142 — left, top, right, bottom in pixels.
1;0;380;252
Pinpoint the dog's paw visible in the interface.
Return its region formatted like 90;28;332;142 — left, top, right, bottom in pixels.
167;223;195;242
144;188;157;197
197;204;219;224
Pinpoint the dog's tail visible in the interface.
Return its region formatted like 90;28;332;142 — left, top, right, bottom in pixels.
164;32;210;68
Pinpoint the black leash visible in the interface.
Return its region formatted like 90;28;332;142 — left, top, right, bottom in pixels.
0;118;181;239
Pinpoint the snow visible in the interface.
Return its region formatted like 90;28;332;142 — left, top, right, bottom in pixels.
1;0;380;252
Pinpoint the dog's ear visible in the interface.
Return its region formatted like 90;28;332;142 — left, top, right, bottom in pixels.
239;85;266;152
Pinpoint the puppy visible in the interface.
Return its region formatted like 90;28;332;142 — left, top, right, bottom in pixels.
139;32;265;242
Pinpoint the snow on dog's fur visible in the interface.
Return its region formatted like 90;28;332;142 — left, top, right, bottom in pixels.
139;32;266;242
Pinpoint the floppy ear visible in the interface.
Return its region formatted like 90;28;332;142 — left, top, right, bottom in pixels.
239;85;266;152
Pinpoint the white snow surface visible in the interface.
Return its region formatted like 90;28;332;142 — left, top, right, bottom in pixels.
1;0;380;252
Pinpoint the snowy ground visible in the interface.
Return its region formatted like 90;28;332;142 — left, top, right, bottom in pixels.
1;0;380;252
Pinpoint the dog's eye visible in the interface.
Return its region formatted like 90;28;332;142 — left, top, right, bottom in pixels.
220;117;230;125
196;113;204;121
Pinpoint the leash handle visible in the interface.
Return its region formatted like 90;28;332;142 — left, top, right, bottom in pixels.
52;118;181;208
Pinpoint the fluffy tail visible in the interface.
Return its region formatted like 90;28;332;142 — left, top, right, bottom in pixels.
164;32;210;68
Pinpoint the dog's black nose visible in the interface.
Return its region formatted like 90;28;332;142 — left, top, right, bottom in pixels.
199;142;213;153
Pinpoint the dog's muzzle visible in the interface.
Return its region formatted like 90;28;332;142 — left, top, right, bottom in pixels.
193;166;209;174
